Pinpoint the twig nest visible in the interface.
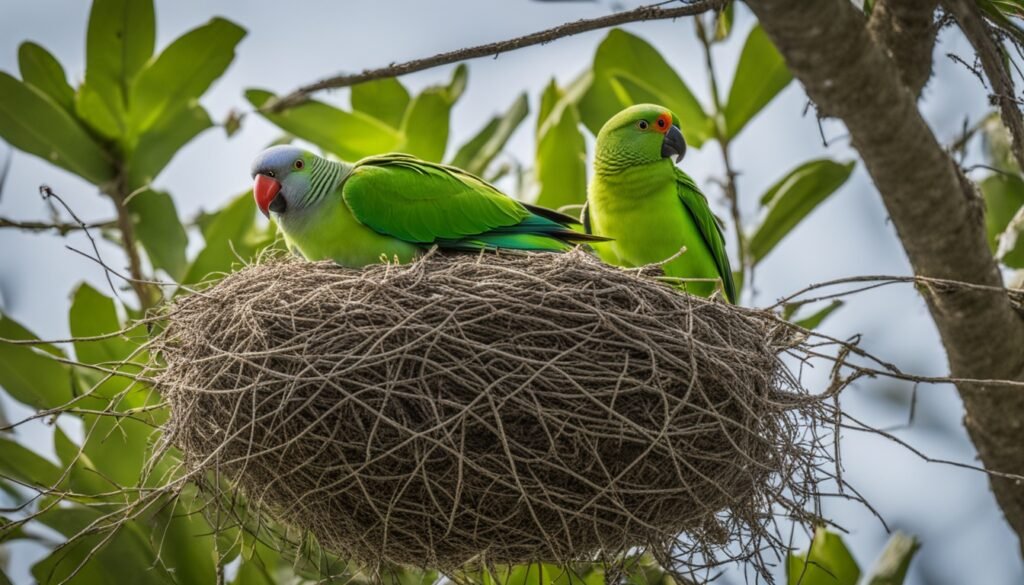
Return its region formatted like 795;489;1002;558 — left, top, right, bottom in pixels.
155;250;825;571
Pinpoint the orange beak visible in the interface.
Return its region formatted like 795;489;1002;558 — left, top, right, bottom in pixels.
253;174;281;218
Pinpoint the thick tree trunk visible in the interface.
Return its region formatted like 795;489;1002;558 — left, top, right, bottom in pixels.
868;0;938;97
746;0;1024;555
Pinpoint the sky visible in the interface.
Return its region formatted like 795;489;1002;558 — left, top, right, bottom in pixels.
0;1;1021;583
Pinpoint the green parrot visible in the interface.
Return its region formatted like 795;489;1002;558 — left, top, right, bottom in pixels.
583;104;737;303
250;146;604;267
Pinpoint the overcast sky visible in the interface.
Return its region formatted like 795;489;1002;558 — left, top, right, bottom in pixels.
0;1;1020;583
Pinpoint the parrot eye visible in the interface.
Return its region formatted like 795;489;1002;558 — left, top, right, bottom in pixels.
637;120;649;130
294;159;305;170
657;118;666;128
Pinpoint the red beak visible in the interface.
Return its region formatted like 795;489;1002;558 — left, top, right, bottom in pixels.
253;174;281;218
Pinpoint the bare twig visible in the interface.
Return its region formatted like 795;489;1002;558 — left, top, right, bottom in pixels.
946;0;1024;172
769;273;1024;310
38;186;123;305
0;216;117;235
264;0;726;112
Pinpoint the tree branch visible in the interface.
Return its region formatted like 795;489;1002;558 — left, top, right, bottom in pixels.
945;0;1024;173
746;0;1024;553
103;174;158;311
696;17;748;287
868;0;939;97
265;0;726;112
0;217;117;235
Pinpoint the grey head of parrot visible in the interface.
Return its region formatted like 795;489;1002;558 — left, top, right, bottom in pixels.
251;145;311;218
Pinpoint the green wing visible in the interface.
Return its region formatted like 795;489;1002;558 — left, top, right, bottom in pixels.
341;154;528;243
341;154;599;251
674;168;737;303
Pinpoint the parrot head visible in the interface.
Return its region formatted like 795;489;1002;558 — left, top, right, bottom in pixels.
250;145;315;218
595;104;686;165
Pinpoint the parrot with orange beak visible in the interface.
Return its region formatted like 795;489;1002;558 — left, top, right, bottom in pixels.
251;146;603;267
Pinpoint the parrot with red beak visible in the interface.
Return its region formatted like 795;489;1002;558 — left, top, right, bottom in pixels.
251;146;603;267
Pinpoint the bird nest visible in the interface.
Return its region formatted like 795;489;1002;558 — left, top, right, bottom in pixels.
151;249;832;576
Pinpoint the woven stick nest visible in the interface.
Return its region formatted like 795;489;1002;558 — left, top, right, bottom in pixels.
152;250;830;574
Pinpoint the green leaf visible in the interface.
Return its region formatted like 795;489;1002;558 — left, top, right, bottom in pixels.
445;64;469;103
54;425;109;496
538;77;564;133
67;286;154;487
128;17;245;137
578;29;709;147
996;204;1024;267
713;2;735;42
787;528;861;585
559;69;594;120
224;109;243;137
397;67;466;161
33;507;170;585
86;0;155;100
69;284;135;368
981;113;1018;173
0;313;73;410
723;25;792;139
399;88;452;161
83;0;155;140
127;104;213;189
535;81;588;210
0;437;62;488
450;93;528;176
144;495;217;585
863;532;919;585
230;528;284;585
78;408;153;488
454;118;500;168
980;174;1024;254
0;73;114;185
75;82;124;139
505;563;563;585
979;0;1024;46
247;89;401;160
128;190;189;280
0;515;31;543
749;159;855;264
392;567;440;585
351;78;410;128
232;557;278;585
183;191;261;285
620;554;669;585
18;42;75;113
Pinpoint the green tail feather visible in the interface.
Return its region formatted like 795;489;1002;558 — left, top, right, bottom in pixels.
436;212;607;252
